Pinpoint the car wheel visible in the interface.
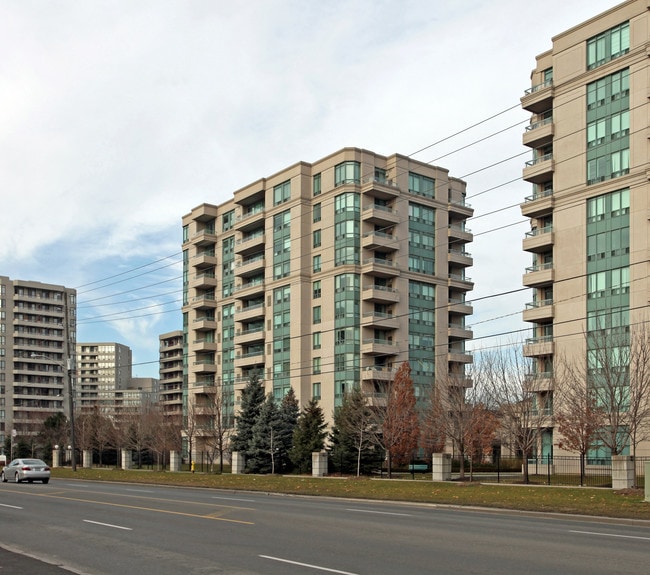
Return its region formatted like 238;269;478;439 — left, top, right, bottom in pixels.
14;472;20;483
1;471;6;483
42;479;49;484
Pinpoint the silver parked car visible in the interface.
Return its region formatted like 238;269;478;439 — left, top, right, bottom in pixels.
1;458;51;484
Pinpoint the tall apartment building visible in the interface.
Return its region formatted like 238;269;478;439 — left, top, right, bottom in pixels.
159;330;184;418
182;147;473;454
521;1;649;458
76;342;132;412
0;276;76;445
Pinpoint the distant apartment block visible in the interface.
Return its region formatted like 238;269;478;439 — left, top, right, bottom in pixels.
77;342;132;412
0;276;76;444
182;147;474;454
521;0;649;458
159;330;183;418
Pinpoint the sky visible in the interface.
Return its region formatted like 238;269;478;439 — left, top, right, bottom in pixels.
1;0;619;377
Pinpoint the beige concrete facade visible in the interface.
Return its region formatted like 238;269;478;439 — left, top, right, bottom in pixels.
182;147;473;453
521;1;650;458
0;276;76;444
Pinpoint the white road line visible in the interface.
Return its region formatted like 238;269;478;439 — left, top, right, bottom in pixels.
346;508;412;517
260;555;358;575
211;496;255;502
0;503;23;509
570;530;650;541
84;519;132;531
125;489;154;493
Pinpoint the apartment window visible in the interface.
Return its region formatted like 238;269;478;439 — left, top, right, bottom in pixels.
182;225;189;242
313;173;321;196
313;280;321;299
312;382;321;400
335;161;360;186
313;306;321;324
313;255;321;273
408;172;435;198
313;203;321;223
313;229;321;248
273;180;291;205
313;357;321;375
587;22;629;70
313;332;321;350
222;210;235;231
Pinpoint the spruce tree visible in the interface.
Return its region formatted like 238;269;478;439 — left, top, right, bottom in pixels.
248;394;280;473
289;399;327;474
230;373;265;467
277;388;300;472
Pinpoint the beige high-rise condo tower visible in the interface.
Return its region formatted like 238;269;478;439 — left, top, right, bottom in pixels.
182;147;474;456
521;1;650;459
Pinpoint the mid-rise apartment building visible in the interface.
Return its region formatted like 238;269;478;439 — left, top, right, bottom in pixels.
182;147;473;454
77;342;132;412
0;276;76;445
521;0;649;458
159;330;183;418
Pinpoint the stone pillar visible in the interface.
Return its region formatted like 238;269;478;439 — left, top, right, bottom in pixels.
432;453;452;481
611;455;634;490
83;450;93;468
169;451;181;472
121;449;132;470
312;451;328;477
52;449;61;468
231;451;245;474
645;462;650;503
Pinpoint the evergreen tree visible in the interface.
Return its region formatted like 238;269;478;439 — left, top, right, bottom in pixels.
289;399;327;474
230;373;265;465
248;393;280;473
277;388;300;473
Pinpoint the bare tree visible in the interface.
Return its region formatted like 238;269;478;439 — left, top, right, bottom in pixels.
478;345;547;484
202;384;233;473
370;362;420;477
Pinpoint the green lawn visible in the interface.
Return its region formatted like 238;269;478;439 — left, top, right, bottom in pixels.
51;467;650;521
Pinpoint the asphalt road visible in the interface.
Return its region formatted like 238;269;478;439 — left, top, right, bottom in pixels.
1;479;649;574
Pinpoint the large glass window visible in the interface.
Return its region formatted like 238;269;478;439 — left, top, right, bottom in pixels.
335;161;360;186
313;173;321;196
273;180;291;205
408;172;435;199
587;22;629;70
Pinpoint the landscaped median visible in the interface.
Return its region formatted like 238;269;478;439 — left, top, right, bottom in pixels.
50;467;650;521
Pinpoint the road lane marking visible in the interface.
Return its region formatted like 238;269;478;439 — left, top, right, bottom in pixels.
125;489;155;493
260;555;358;574
570;530;650;541
346;508;412;517
84;519;132;531
0;503;22;509
211;496;255;502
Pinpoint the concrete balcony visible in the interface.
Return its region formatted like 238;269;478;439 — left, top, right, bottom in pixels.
362;258;400;278
191;228;217;247
448;249;473;267
448;348;473;364
523;117;554;148
523;263;554;287
234;278;265;299
234;351;265;369
361;204;400;226
235;326;265;345
523;226;554;253
234;208;265;232
235;302;265;322
191;294;216;310
360;176;400;200
361;311;399;330
523;299;554;323
192;251;218;269
448;199;473;218
361;338;398;356
362;285;400;304
235;253;265;277
523;335;554;357
524;372;554;392
448;273;474;291
190;271;217;290
361;366;397;382
192;339;218;352
521;189;554;218
192;316;217;331
448;224;473;244
235;232;265;255
448;324;473;340
193;360;217;374
523;153;554;184
521;79;554;113
362;231;399;251
448;298;473;316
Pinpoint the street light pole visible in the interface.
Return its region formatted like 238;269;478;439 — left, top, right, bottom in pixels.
31;353;76;472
